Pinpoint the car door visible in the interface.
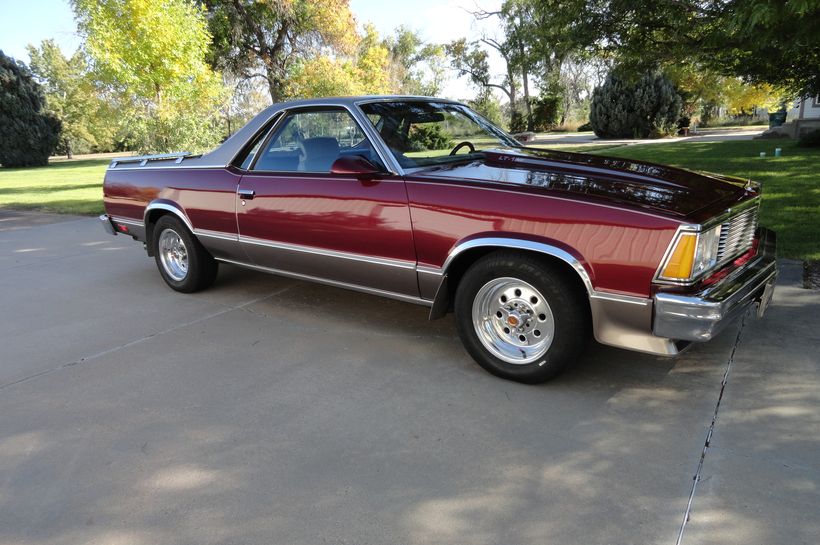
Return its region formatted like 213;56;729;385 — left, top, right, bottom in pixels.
235;106;419;298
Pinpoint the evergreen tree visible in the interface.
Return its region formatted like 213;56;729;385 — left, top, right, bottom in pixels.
0;50;61;167
590;70;682;139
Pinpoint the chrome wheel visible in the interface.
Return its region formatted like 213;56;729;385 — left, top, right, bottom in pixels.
471;277;555;364
158;228;188;281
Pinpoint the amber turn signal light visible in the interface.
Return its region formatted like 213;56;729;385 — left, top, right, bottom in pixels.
660;233;697;280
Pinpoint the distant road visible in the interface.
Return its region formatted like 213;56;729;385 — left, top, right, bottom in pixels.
531;126;767;147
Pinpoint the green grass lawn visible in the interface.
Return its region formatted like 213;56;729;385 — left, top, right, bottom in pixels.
1;139;817;259
0;158;109;215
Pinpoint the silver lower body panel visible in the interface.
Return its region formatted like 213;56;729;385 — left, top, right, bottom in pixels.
590;294;686;356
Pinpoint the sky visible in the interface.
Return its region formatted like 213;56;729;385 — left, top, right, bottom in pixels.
0;0;504;100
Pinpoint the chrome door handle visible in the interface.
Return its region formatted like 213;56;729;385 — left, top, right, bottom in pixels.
237;189;255;200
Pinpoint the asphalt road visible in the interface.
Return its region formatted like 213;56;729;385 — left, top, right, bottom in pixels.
1;210;817;545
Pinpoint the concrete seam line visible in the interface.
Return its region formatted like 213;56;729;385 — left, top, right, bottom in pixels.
674;311;748;545
0;285;295;391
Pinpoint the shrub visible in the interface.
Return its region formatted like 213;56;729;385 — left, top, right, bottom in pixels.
577;121;592;132
590;70;682;139
509;109;527;133
531;78;564;132
797;128;820;148
0;50;61;167
407;123;453;151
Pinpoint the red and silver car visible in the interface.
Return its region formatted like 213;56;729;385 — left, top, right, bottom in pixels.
101;96;777;383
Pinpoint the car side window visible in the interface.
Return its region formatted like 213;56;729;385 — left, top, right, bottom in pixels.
252;108;384;173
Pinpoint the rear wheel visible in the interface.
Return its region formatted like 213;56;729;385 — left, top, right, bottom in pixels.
152;215;218;293
454;251;589;383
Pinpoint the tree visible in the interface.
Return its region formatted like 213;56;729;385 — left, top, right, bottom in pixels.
723;80;785;116
664;62;787;125
355;24;392;94
590;69;682;138
0;50;61;167
73;0;227;153
446;38;520;128
221;75;271;137
471;1;536;130
383;27;448;96
26;40;115;157
204;0;358;103
467;89;505;128
549;0;820;99
665;63;727;119
286;24;392;98
460;0;592;131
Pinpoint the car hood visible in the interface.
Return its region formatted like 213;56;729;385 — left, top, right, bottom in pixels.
408;147;751;219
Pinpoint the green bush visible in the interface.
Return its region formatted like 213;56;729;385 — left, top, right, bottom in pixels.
577;121;592;132
407;123;453;151
797;128;820;148
590;70;682;139
0;50;61;167
509;109;527;133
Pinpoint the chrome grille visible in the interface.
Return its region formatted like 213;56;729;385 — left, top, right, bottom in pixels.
716;203;759;263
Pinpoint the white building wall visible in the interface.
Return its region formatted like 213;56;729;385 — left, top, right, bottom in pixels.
803;96;820;120
788;96;820;121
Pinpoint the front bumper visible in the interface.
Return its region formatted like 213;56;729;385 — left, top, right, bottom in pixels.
99;214;117;236
653;227;777;342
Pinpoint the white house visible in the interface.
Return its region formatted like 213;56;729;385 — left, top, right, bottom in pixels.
781;95;820;137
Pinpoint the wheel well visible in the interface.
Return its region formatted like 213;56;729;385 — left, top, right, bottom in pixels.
434;247;591;318
144;209;175;256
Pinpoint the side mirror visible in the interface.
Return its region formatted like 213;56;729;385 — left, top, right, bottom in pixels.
330;155;382;178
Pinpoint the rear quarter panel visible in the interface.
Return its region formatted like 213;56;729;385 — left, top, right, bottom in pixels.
103;167;242;235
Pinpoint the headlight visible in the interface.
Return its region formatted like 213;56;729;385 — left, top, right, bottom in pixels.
658;225;721;282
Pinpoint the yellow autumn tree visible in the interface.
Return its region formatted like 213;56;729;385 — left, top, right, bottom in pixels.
73;0;227;153
286;24;392;99
724;79;785;115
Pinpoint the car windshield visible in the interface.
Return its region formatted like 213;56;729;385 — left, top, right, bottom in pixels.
359;101;518;169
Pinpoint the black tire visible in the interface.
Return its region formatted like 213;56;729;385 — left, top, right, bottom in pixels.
454;251;589;383
151;215;218;293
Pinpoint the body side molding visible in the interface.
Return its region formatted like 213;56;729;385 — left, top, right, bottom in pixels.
216;257;433;307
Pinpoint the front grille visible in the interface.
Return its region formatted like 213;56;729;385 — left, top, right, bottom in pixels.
716;203;759;263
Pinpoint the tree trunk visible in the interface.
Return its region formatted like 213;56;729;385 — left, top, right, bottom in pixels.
519;40;533;131
522;66;533;131
267;71;282;103
265;21;290;104
507;67;518;129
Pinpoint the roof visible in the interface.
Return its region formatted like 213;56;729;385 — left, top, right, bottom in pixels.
266;95;462;107
196;95;464;168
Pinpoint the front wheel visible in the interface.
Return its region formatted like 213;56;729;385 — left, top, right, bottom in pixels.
152;215;218;293
454;251;589;383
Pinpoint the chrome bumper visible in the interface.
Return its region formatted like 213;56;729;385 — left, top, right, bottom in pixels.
99;214;117;236
653;227;777;342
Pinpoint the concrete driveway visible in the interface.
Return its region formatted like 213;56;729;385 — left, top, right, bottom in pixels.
1;210;817;545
